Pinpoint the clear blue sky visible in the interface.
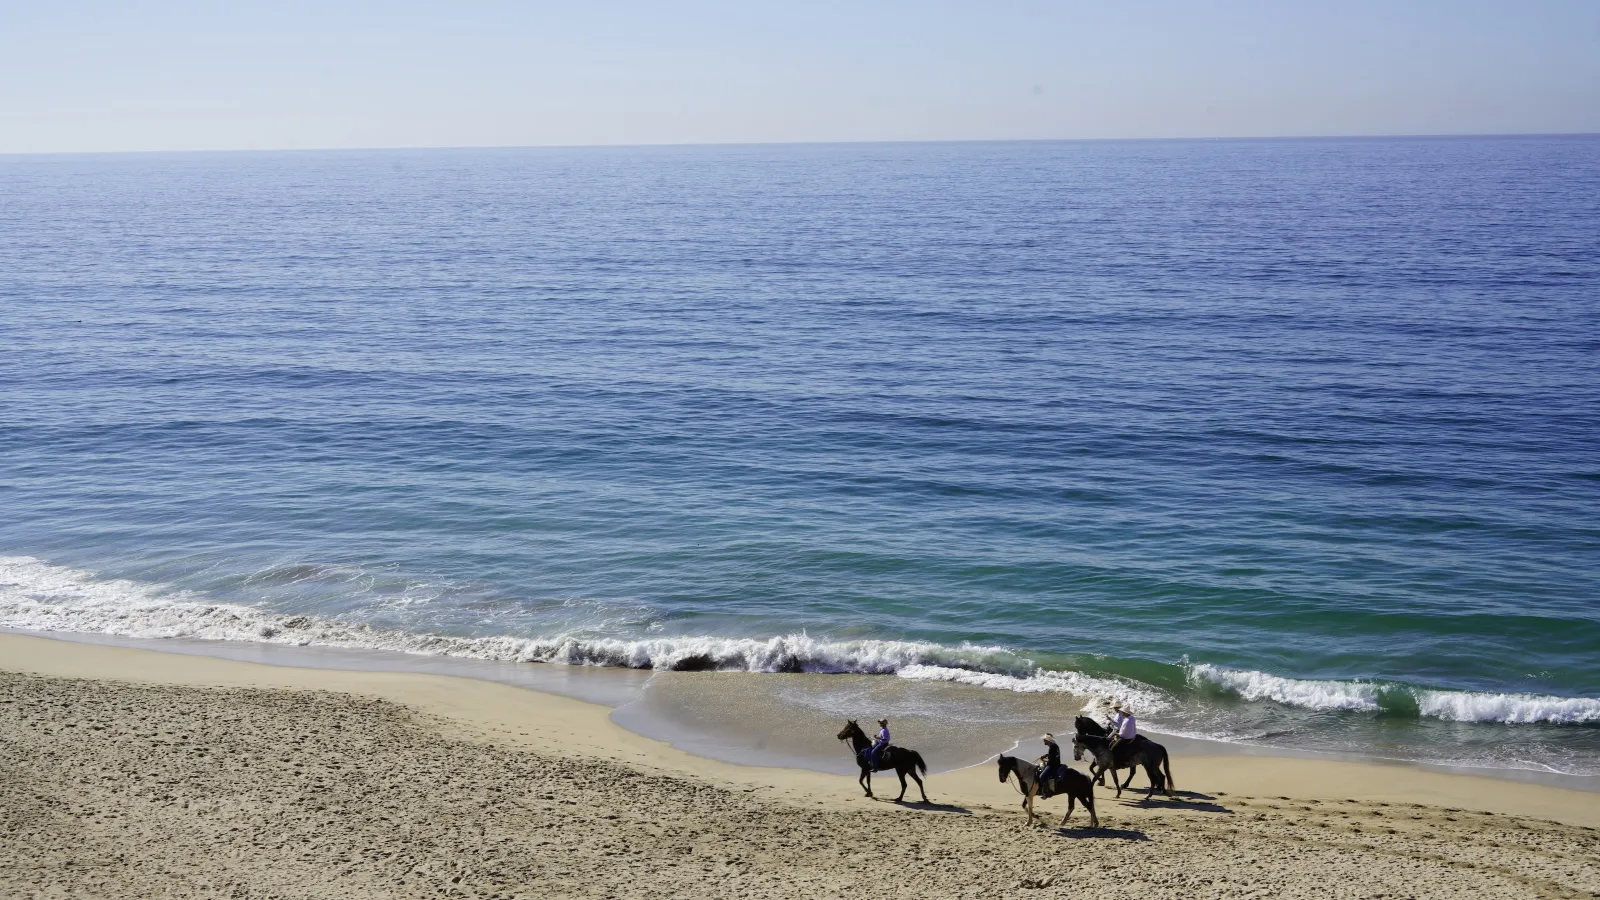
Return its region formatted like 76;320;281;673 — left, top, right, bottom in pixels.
3;0;1598;153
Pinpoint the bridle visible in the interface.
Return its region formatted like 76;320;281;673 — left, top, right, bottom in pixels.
1001;757;1028;796
838;725;865;761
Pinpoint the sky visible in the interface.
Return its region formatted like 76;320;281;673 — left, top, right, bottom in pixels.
2;0;1598;154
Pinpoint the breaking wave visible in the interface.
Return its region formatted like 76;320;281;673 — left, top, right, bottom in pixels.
1188;663;1600;726
895;664;1169;713
0;556;1152;706
5;556;1596;727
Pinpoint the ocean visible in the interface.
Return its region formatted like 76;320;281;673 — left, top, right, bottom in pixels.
2;136;1597;778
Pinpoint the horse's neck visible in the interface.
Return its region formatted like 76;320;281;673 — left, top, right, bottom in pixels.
851;731;871;752
1014;759;1038;785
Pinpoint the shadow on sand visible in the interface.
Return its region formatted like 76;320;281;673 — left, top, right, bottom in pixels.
1113;790;1230;814
883;798;973;815
1052;824;1149;841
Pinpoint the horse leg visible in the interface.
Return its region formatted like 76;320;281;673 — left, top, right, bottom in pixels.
1084;787;1099;828
1062;792;1075;826
1144;762;1162;802
894;768;907;802
1024;786;1038;827
1115;765;1136;798
859;767;873;798
908;769;929;803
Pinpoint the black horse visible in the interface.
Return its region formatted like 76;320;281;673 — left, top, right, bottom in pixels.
996;754;1098;828
837;720;929;802
1074;715;1107;738
1073;715;1114;785
1072;731;1175;801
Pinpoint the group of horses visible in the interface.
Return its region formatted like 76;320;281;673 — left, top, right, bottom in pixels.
838;715;1175;829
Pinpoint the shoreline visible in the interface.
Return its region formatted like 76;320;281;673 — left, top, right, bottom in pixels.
5;631;1600;899
8;627;1598;794
3;631;1597;826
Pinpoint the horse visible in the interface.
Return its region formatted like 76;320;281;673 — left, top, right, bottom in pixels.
1073;716;1111;783
1074;715;1107;738
996;754;1098;828
1072;732;1175;801
836;720;929;803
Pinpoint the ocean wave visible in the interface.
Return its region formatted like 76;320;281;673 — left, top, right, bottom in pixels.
1188;663;1383;711
896;664;1169;712
7;556;1596;727
1188;663;1600;725
0;556;1037;678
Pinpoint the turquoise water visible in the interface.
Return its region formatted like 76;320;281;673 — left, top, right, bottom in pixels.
2;137;1598;774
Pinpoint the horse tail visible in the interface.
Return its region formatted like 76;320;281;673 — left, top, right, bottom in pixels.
1161;748;1175;790
910;750;927;777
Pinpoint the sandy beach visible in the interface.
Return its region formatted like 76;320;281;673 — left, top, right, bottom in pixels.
3;633;1597;900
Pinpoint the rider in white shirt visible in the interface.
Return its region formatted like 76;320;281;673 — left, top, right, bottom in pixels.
1108;703;1137;750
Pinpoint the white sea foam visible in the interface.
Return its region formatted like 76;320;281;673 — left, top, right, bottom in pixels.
895;664;1171;713
1413;690;1600;725
1188;663;1382;711
0;556;1026;676
1188;663;1600;725
6;556;1596;727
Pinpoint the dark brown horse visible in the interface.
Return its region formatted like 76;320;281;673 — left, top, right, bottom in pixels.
1072;731;1174;801
837;720;929;802
1073;715;1112;785
996;754;1098;828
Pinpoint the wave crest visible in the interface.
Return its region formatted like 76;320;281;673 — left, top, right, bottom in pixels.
6;556;1596;728
896;664;1169;712
1188;663;1600;725
0;556;1037;677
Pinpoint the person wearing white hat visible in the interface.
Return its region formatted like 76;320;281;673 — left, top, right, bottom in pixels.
1107;702;1137;751
1037;733;1064;796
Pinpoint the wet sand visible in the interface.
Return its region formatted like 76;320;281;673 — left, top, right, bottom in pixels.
3;632;1598;899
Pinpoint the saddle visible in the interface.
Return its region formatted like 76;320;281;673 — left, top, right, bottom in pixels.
1109;734;1150;764
1036;762;1065;798
859;745;896;771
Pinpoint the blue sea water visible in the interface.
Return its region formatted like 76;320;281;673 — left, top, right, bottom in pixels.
2;137;1598;774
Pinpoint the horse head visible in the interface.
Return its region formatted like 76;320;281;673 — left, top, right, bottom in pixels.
837;720;862;742
996;754;1014;783
1072;736;1085;761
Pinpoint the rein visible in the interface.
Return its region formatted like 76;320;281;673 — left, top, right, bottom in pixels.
838;727;868;763
1001;759;1030;796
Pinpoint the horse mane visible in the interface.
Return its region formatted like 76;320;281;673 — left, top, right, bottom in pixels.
998;753;1040;796
1074;715;1107;737
1000;754;1038;777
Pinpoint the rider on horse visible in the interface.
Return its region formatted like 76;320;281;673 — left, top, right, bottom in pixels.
1036;733;1064;798
1107;703;1138;752
868;718;890;768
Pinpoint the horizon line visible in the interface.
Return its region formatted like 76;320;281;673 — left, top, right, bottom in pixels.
5;130;1599;159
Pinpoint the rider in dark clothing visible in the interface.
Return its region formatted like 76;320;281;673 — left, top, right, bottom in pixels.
1037;733;1063;798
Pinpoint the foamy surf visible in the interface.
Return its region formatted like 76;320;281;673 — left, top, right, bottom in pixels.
4;555;1596;727
894;664;1170;713
0;556;1074;678
1188;663;1600;725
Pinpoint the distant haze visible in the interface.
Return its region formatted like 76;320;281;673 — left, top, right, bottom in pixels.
3;0;1599;154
